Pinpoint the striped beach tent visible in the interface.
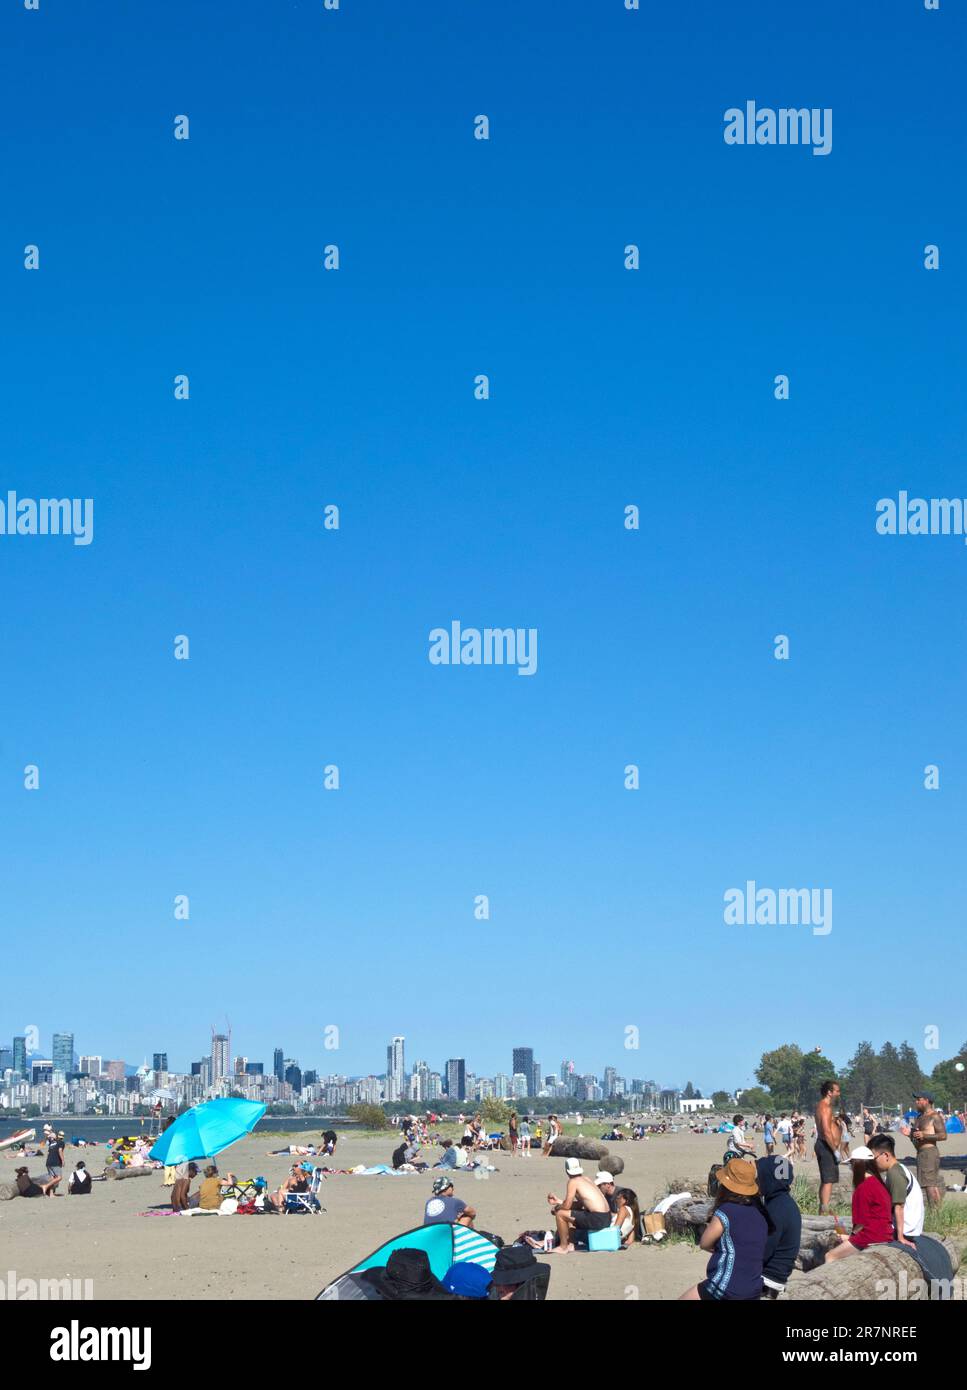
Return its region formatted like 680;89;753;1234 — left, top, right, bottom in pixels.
316;1222;500;1299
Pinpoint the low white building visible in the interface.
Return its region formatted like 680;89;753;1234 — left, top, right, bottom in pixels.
678;1097;714;1113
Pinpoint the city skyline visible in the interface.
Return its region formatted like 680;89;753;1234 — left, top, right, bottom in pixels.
1;1022;950;1100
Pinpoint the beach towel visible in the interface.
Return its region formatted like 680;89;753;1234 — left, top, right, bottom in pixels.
654;1191;692;1215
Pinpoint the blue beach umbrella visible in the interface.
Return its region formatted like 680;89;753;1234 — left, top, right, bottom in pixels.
148;1098;265;1165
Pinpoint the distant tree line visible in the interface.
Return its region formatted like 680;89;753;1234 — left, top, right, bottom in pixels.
741;1040;967;1114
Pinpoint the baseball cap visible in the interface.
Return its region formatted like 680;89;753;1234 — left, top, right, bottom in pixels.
442;1261;492;1298
594;1171;616;1186
849;1145;875;1161
564;1158;583;1177
913;1092;934;1103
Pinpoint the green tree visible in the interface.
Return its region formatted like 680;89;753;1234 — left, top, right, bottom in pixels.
876;1042;905;1107
480;1096;509;1127
843;1041;879;1110
930;1041;967;1111
711;1091;731;1109
737;1087;771;1112
756;1044;837;1110
756;1045;805;1108
897;1042;926;1101
347;1102;389;1130
683;1081;696;1099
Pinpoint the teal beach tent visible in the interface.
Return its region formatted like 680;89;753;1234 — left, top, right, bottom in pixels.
316;1222;500;1299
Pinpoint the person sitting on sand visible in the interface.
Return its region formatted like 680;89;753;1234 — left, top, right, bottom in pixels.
170;1162;199;1210
265;1164;310;1211
68;1160;92;1195
679;1157;767;1301
321;1130;337;1157
423;1176;476;1228
434;1140;459;1170
452;1138;475;1170
824;1146;895;1264
15;1166;58;1198
198;1165;224;1210
611;1187;641;1246
546;1158;612;1253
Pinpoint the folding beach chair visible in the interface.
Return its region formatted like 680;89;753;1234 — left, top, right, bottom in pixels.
284;1166;325;1214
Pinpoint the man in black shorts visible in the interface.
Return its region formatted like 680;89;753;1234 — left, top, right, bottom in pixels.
546;1158;611;1253
814;1079;842;1212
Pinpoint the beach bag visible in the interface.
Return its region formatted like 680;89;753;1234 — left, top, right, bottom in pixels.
643;1212;666;1236
588;1226;621;1252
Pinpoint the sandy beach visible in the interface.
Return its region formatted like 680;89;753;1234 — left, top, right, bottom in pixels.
2;1128;950;1301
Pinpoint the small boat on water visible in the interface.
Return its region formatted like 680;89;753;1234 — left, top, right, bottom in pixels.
0;1128;36;1151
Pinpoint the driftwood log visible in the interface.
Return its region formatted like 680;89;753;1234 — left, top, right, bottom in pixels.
548;1139;624;1176
102;1164;159;1180
662;1199;848;1271
0;1174;46;1200
783;1236;964;1300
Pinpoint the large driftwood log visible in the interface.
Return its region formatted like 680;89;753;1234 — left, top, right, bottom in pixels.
548;1139;624;1175
0;1175;46;1200
102;1164;159;1180
784;1237;964;1300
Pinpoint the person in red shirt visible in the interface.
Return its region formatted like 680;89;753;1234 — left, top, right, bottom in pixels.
824;1145;894;1264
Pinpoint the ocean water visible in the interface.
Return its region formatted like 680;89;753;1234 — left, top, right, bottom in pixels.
0;1115;353;1146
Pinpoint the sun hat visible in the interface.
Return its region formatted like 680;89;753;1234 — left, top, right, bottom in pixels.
431;1175;454;1194
491;1245;544;1286
849;1145;875;1161
564;1158;583;1177
594;1171;616;1186
716;1157;759;1197
442;1261;492;1298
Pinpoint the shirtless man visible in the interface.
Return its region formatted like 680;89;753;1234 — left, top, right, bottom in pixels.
902;1092;947;1207
546;1158;611;1253
814;1079;842;1213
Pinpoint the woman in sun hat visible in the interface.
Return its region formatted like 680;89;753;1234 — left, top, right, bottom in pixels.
824;1145;894;1263
679;1157;768;1301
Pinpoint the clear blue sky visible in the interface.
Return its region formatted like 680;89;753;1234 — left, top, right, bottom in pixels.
2;1;964;1095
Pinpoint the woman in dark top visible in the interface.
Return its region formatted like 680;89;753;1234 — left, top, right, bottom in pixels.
15;1166;50;1197
680;1157;768;1301
68;1161;92;1195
